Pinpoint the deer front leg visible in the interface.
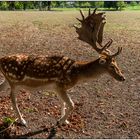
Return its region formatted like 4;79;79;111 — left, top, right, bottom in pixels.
10;85;27;127
61;102;66;117
58;97;68;123
57;88;74;125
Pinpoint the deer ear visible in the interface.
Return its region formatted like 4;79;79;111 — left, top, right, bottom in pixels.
99;58;106;65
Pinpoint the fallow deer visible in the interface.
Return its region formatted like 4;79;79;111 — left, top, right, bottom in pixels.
0;9;125;127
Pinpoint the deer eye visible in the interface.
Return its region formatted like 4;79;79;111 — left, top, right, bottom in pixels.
99;59;106;65
112;59;115;62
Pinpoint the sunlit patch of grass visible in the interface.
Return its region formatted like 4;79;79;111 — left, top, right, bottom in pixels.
24;108;37;113
2;117;15;126
32;20;43;27
125;5;140;11
42;91;56;97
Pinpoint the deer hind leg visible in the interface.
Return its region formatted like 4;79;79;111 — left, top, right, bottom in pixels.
0;79;7;92
10;85;27;127
57;88;74;125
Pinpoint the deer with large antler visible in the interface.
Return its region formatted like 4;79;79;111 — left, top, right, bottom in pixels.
0;9;125;127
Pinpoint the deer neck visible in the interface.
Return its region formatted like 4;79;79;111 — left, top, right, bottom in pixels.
72;58;106;81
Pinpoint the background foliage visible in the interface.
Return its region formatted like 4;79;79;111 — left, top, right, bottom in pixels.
0;1;139;11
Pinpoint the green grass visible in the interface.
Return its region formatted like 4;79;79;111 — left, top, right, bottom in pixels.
51;7;115;11
3;117;15;125
125;5;140;10
0;5;140;12
51;6;140;11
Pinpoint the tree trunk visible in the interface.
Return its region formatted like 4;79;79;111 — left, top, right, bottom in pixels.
47;1;51;11
39;1;42;11
9;2;15;10
23;2;26;11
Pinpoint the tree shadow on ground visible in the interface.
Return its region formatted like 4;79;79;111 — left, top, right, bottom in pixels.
15;126;57;139
0;123;58;139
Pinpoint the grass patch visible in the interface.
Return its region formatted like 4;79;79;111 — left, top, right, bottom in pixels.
51;7;118;11
2;117;15;125
125;5;140;10
51;7;140;11
24;108;37;113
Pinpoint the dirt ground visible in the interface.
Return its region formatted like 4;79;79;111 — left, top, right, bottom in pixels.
0;10;140;138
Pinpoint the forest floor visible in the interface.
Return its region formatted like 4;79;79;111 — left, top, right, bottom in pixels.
0;10;140;138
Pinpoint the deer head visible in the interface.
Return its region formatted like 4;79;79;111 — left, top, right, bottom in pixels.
74;9;125;81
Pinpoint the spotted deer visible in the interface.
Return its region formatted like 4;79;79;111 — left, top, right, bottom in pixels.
0;9;125;127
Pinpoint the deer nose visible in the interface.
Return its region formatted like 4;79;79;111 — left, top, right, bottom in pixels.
120;76;125;81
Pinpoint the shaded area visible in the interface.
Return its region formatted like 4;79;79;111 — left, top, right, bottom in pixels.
0;122;57;139
16;125;57;139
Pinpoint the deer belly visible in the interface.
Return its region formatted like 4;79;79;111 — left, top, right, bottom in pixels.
21;76;58;89
26;69;59;79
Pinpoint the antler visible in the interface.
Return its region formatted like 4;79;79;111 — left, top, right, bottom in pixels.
74;9;121;56
110;47;122;58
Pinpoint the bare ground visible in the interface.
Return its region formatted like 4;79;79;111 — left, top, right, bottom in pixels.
0;10;140;138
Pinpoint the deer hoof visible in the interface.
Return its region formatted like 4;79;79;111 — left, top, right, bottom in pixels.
21;118;28;127
57;119;70;126
65;120;70;124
